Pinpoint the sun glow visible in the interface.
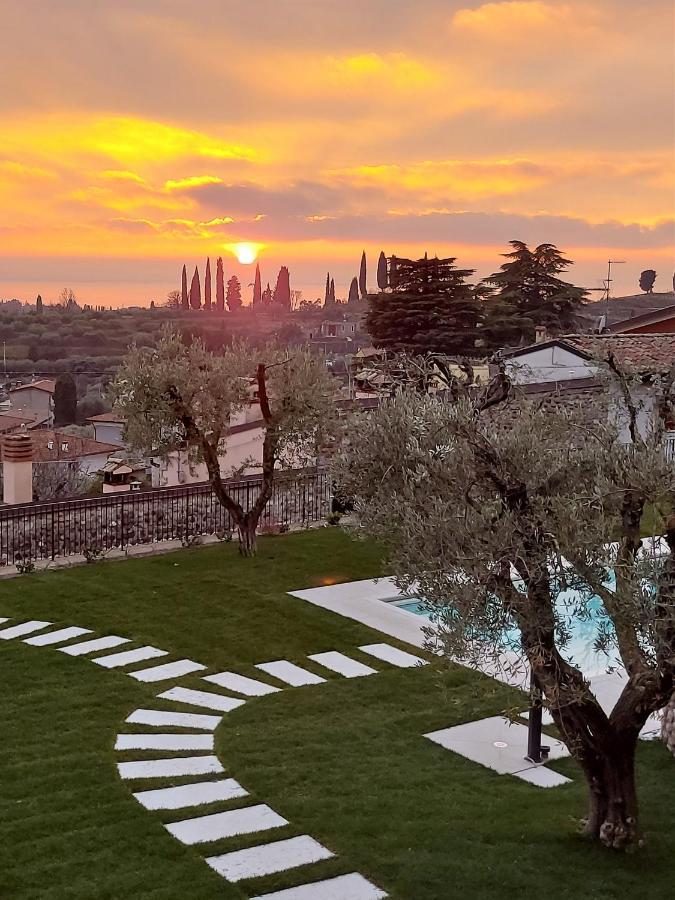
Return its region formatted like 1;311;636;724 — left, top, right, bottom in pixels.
229;242;260;264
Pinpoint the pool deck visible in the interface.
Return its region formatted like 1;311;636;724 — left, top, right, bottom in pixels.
289;577;663;788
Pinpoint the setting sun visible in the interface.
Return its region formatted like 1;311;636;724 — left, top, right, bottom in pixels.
229;242;260;265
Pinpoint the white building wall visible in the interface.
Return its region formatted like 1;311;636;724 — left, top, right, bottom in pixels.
152;426;265;488
92;422;125;446
506;346;598;385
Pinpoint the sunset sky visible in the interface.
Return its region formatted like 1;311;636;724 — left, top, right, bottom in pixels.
0;0;673;306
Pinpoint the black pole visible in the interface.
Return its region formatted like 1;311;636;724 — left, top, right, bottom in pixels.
526;671;543;763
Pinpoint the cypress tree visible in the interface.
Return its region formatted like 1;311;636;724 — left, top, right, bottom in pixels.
53;374;78;426
348;276;359;304
359;251;367;298
376;251;388;290
273;266;291;311
215;257;225;312
253;263;262;308
324;272;331;305
189;266;201;310
226;275;242;311
204;258;212;311
365;254;481;355
181;264;189;309
262;282;273;307
329;278;336;306
482;241;587;345
35;294;43;313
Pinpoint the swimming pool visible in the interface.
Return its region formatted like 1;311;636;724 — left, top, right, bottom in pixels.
390;584;619;678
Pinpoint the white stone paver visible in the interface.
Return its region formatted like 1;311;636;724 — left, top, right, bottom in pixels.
255;660;326;687
203;671;281;697
167;804;288;846
251;873;388;900
118;755;224;780
206;835;334;882
158;686;246;713
133;778;248;811
424;716;569;777
0;618;9;624
359;643;427;669
0;620;51;640
128;659;206;683
23;626;91;647
59;635;130;656
92;646;167;668
308;651;377;679
126;708;222;731
115;733;214;752
513;766;572;788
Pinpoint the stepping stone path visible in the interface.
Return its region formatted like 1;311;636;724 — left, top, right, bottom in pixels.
92;646;167;668
24;626;91;646
308;651;377;679
126;708;222;730
0;616;417;898
251;873;389;900
203;671;281;696
255;660;326;687
206;835;334;882
167;804;288;845
133;778;248;811
129;659;206;682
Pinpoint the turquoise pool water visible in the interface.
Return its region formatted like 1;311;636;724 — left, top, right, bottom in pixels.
392;586;618;677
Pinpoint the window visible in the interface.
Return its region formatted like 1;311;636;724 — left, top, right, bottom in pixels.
61;442;69;452
47;441;53;450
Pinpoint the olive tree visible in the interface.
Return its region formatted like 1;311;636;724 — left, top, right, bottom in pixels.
337;361;674;849
111;329;336;555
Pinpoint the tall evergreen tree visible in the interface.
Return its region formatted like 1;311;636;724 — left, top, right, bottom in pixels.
482;241;587;345
261;282;273;307
359;251;367;298
324;272;331;306
181;264;189;309
253;263;262;308
329;278;336;306
53;374;78;426
273;266;291;311
365;254;481;355
376;251;388;290
348;276;360;304
189;266;201;310
204;258;212;311
35;294;43;313
226;275;242;311
215;257;225;312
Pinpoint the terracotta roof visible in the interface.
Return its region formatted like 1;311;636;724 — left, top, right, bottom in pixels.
30;430;121;463
86;412;125;423
9;379;56;394
0;410;46;433
610;305;675;333
582;292;675;327
562;334;675;373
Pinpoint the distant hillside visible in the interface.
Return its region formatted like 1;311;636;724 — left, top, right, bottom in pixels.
583;291;675;326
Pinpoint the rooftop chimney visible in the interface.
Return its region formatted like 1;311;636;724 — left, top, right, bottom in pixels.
534;325;548;344
2;431;33;505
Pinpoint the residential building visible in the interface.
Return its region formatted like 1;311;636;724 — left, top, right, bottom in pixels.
8;379;55;426
0;409;50;434
30;430;121;474
609;304;675;335
86;412;126;446
501;334;675;446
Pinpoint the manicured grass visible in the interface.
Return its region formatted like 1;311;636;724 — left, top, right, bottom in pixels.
0;530;673;899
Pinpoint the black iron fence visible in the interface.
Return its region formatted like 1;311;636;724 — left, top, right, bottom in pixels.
0;469;331;565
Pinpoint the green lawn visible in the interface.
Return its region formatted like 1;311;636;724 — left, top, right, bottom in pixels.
0;530;672;899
